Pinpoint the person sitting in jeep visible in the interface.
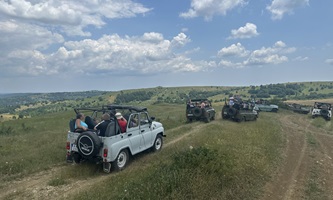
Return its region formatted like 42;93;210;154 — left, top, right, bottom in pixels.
94;113;111;137
115;112;127;133
75;113;89;132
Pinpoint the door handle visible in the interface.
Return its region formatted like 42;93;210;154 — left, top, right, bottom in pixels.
128;134;132;136
141;130;145;133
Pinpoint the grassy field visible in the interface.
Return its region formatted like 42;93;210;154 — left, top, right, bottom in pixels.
0;103;286;200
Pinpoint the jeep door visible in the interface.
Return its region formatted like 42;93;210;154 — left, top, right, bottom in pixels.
127;113;144;154
139;112;154;149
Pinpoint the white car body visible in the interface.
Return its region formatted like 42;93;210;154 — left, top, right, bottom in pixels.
66;108;165;173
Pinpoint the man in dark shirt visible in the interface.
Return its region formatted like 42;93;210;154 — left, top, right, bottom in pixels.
94;113;111;137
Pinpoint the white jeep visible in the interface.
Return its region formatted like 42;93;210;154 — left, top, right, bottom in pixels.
311;102;332;121
66;105;165;173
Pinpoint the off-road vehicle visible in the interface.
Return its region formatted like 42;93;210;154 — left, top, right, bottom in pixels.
222;100;258;122
254;101;279;112
186;99;216;123
311;102;332;120
287;103;310;114
66;104;165;173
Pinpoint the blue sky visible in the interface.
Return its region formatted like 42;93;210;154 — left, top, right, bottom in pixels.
0;0;332;93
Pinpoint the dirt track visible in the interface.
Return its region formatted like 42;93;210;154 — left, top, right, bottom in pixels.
260;113;333;200
1;112;332;200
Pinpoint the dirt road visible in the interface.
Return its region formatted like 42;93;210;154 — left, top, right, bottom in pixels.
260;113;333;200
1;112;332;200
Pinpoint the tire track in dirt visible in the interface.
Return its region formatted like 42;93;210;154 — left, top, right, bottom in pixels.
260;113;333;200
0;120;215;200
260;114;308;200
308;124;333;199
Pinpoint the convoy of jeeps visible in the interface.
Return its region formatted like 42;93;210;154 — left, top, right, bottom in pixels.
66;97;331;173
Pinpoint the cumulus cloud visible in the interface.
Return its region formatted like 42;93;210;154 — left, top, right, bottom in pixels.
0;0;152;36
180;0;247;21
218;41;295;68
0;20;64;76
0;31;213;77
266;0;309;20
228;23;259;39
325;59;333;65
218;43;249;57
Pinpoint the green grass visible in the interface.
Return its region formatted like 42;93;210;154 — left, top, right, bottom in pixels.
68;112;284;200
0;103;285;200
311;117;333;134
304;133;328;200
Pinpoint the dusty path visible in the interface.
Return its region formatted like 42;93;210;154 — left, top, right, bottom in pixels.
0;121;209;200
260;113;333;200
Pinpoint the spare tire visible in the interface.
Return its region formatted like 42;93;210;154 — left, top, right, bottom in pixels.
76;131;102;159
227;108;237;116
321;109;329;116
193;107;202;117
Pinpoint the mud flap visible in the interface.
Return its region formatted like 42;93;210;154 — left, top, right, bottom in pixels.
66;153;73;163
103;162;112;173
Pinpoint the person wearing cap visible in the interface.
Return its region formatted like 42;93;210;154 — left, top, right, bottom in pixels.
115;112;127;133
229;97;235;108
94;113;111;137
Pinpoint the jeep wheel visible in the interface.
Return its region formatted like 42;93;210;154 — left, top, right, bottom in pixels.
272;108;278;112
151;135;163;152
76;131;102;159
193;107;202;117
321;109;329;116
112;149;129;171
227;108;237;116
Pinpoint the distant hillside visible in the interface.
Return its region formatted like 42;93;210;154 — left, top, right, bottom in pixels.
0;91;113;116
0;81;332;118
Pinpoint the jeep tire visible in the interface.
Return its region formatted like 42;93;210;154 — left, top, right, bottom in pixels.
227;108;237;116
151;134;163;152
112;149;129;171
76;131;102;159
193;107;202;117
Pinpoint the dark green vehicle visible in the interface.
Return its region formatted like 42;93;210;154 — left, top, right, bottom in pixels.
186;99;216;123
221;101;258;122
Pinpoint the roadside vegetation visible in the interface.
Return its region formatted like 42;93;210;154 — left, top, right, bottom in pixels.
67;112;283;200
0;81;332;199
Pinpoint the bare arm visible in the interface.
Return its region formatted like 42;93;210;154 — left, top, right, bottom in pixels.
76;119;87;130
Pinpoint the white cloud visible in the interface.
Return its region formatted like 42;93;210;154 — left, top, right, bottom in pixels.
266;0;309;20
0;32;212;77
0;0;152;36
218;43;249;57
293;56;308;61
180;0;247;21
228;23;259;39
325;59;333;65
0;20;64;76
171;33;191;48
218;41;295;68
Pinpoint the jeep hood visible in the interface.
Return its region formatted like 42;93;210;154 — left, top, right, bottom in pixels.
152;121;163;129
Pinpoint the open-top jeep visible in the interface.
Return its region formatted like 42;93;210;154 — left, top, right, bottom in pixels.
222;99;258;122
311;102;332;120
254;100;278;112
186;99;216;123
287;103;310;114
66;104;165;173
